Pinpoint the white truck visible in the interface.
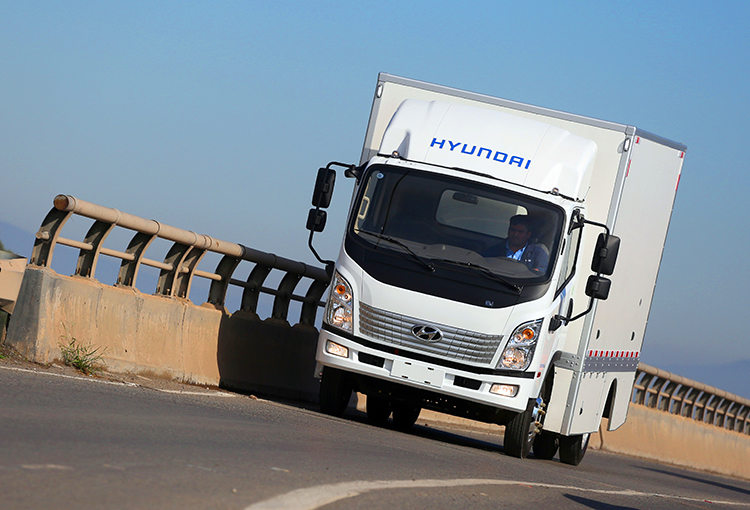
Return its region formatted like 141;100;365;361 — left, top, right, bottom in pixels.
305;73;686;465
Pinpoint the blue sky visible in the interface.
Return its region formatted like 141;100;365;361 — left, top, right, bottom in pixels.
1;1;748;394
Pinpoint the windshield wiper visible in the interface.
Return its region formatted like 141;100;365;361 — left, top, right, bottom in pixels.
357;230;435;273
432;258;523;294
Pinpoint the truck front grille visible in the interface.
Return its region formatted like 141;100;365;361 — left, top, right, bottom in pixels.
358;302;503;364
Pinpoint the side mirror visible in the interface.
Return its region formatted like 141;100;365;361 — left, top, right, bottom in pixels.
312;168;336;208
585;275;612;300
306;209;327;232
591;234;620;276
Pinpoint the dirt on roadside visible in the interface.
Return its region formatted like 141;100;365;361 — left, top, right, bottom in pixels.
0;342;234;395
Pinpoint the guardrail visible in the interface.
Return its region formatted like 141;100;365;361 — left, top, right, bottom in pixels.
30;194;331;325
633;363;750;435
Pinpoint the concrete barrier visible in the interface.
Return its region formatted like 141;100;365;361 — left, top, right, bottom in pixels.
5;265;320;399
596;405;750;481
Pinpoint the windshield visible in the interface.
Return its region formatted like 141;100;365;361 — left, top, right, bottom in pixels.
351;165;564;281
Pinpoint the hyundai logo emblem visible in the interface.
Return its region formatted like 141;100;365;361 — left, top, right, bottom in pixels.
411;325;443;343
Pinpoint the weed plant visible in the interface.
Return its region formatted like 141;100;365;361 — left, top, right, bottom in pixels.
59;324;104;375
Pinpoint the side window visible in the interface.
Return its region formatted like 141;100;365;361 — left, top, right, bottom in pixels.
353;174;380;233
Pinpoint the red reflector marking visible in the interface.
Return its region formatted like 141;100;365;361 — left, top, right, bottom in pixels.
676;173;681;192
537;372;541;378
680;151;684;158
636;136;641;144
626;159;632;177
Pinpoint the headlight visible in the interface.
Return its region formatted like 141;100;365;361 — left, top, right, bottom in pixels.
324;271;354;332
498;319;543;371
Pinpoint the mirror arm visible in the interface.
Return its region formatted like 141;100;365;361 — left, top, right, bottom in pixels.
307;225;335;278
327;161;357;173
344;163;366;180
551;294;595;331
567;296;595;324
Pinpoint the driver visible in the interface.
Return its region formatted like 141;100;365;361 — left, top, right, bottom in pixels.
485;215;549;273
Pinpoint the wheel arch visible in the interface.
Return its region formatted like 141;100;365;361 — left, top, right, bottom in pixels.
602;378;618;420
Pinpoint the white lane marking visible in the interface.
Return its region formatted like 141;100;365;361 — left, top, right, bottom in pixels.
0;365;236;397
21;464;74;470
155;388;237;397
244;478;750;509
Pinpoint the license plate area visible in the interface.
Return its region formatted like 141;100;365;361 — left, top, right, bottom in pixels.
390;359;444;388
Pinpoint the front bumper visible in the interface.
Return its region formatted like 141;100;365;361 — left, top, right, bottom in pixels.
317;325;540;414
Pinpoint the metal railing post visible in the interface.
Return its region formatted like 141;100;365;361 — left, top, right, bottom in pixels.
272;272;303;321
30;206;73;267
240;265;273;314
207;255;242;307
76;220;115;278
300;279;329;326
117;232;157;287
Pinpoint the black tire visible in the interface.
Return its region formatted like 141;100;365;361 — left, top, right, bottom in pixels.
558;433;590;466
366;396;391;425
533;430;559;460
504;398;542;459
391;402;421;431
319;366;352;417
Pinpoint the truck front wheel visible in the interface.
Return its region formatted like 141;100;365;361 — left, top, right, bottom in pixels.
366;396;391;425
391;402;421;431
319;366;352;417
558;433;590;466
504;398;542;458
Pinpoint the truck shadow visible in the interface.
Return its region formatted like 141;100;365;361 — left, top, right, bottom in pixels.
563;494;638;510
637;466;750;497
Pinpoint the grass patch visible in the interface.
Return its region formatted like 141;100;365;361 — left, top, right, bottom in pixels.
59;324;104;375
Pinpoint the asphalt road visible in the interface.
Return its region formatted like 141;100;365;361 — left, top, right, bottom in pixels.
1;361;749;510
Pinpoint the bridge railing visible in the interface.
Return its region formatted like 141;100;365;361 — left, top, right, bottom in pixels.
30;194;331;326
633;363;750;436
